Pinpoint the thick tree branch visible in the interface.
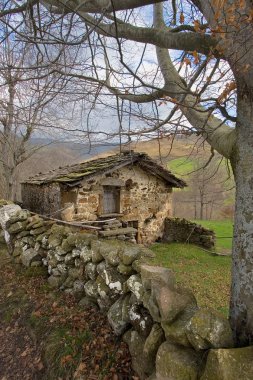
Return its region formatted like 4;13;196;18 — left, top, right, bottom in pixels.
41;0;164;13
79;13;218;56
153;3;235;159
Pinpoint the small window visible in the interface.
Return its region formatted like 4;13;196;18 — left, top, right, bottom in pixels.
103;186;120;214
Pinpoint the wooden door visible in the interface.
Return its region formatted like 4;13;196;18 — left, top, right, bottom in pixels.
103;186;120;214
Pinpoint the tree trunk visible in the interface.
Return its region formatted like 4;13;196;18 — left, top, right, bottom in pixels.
230;89;253;346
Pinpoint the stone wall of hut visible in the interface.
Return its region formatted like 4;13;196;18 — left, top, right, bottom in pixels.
60;165;173;245
22;183;61;217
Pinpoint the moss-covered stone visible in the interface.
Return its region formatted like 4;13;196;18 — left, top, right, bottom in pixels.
85;262;97;280
152;281;197;324
161;306;197;347
120;245;141;265
68;267;83;280
61;238;73;253
107;294;131;335
123;329;146;378
186;309;233;351
143;324;165;376
117;263;135;276
84;280;98;298
96;275;111;299
97;239;123;266
67;232;95;249
129;303;153;338
99;265;128;295
16;230;31;239
48;275;66;288
79;246;92;263
6;210;29;225
48;225;69;248
91;248;104;264
8;220;29;234
21;248;41;267
200;346;253;380
141;264;175;290
142;290;161;323
30;226;51;236
127;274;145;301
156;342;200;380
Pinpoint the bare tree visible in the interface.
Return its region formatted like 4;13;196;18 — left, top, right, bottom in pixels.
0;18;71;199
1;0;253;345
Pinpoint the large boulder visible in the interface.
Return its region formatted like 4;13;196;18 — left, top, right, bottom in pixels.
152;281;198;324
107;294;131;335
200;346;253;380
0;205;21;232
142;290;161;322
162;306;198;347
141;265;175;290
99;264;128;295
142;324;165;375
96;239;122;266
123;329;146;379
48;225;69;248
21;248;41;267
67;232;95;248
120;245;141;265
156;342;200;380
186;309;233;351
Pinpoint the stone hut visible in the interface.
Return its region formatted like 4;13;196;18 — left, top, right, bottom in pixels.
21;152;186;244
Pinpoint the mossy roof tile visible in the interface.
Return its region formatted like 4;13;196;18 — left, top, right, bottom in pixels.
22;152;186;188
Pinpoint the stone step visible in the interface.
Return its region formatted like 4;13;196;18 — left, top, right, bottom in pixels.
99;227;137;237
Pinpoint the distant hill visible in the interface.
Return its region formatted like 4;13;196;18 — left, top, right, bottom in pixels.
15;135;235;220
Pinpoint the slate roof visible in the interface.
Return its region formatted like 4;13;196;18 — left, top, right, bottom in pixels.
22;152;186;188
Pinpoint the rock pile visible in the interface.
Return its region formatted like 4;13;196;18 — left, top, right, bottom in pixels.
0;202;252;380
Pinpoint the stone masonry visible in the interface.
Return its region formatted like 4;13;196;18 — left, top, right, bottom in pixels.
0;201;251;380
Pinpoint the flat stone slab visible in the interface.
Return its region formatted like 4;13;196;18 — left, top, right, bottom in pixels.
99;227;137;237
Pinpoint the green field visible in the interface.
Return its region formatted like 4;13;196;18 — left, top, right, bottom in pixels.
150;242;231;315
167;157;195;177
194;219;233;253
149;220;233;315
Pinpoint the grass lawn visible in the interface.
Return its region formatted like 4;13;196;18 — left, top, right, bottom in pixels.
167;157;195;177
150;242;231;316
194;219;233;253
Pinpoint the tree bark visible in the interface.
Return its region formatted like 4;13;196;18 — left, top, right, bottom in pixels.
230;88;253;346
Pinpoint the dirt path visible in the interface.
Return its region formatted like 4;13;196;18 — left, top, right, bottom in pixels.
0;245;136;380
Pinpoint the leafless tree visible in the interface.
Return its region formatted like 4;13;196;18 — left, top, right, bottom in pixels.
0;16;75;199
1;0;253;346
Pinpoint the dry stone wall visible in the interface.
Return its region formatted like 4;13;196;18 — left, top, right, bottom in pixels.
163;218;215;249
0;201;252;380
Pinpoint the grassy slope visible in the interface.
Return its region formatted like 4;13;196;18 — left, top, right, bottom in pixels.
167;157;195;177
149;220;233;315
150;242;231;315
194;219;233;252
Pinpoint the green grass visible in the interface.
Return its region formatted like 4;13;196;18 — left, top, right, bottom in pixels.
194;219;233;253
150;242;231;315
167;157;195;177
